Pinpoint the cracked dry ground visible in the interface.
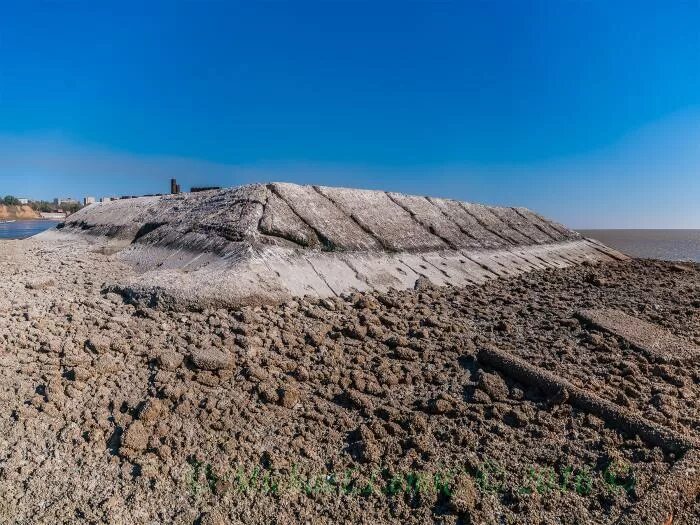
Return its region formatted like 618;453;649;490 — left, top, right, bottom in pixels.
0;239;699;524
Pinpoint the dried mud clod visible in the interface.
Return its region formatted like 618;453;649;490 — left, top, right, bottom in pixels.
0;239;699;524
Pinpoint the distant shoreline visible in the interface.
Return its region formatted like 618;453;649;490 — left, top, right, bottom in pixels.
0;218;64;223
0;205;69;221
1;217;60;221
579;228;700;231
578;229;700;263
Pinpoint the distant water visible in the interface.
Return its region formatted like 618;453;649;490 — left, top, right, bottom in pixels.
579;229;700;262
0;220;60;240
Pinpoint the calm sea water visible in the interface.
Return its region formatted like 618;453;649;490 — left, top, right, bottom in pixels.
0;220;60;240
579;229;700;262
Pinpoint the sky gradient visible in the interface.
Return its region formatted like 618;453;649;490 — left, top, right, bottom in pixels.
1;1;699;228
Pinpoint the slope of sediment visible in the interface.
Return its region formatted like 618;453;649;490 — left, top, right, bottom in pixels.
38;183;627;308
0;204;41;220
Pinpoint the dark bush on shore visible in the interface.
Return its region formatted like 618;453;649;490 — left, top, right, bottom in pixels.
3;195;20;206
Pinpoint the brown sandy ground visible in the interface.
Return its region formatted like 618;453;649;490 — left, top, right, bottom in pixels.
0;238;698;524
0;205;41;220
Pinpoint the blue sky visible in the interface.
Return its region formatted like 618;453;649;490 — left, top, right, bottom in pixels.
1;1;699;228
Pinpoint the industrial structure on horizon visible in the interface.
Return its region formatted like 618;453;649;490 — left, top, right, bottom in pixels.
173;178;221;194
54;197;79;206
48;179;221;209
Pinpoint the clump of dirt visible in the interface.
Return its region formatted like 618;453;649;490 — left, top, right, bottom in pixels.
0;238;698;524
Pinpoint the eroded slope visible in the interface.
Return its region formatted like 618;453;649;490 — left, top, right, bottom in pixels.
41;183;626;308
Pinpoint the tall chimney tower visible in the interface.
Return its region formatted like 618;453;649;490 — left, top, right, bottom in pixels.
170;178;181;194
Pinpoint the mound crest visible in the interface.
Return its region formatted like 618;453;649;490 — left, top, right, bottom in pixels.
40;183;627;308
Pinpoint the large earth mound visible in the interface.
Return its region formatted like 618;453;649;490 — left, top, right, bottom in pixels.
39;183;626;309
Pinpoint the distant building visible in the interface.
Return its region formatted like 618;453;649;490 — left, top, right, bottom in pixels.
54;197;79;206
100;197;114;203
84;196;96;206
18;198;29;205
170;178;181;194
191;186;221;193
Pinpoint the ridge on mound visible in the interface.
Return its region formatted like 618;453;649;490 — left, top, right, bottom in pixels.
38;183;627;308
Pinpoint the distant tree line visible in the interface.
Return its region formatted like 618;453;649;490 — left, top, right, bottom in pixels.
29;200;57;213
55;202;82;214
2;195;20;205
2;195;82;215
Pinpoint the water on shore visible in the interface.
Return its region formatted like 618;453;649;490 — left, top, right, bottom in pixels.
0;220;60;240
579;229;700;262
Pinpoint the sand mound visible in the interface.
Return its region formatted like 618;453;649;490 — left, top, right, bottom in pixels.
38;183;626;308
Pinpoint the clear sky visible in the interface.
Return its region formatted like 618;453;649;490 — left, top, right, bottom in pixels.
1;1;699;228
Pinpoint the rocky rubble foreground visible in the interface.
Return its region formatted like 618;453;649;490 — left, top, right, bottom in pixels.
0;238;698;524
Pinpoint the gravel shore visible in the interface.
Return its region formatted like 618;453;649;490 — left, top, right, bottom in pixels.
1;238;698;524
